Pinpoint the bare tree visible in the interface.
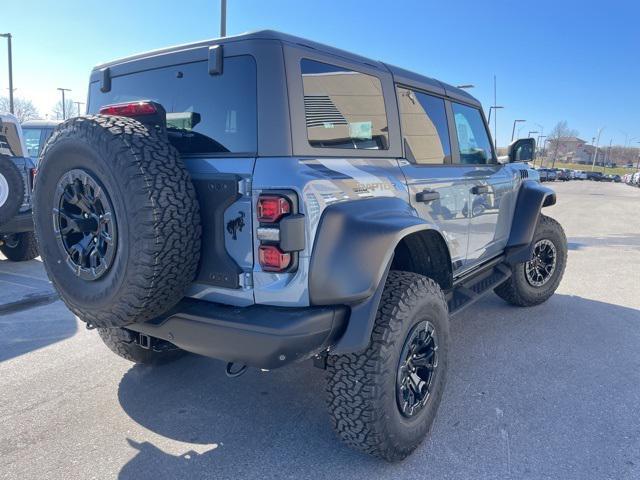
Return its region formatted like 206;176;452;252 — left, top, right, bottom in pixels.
546;121;579;167
0;96;40;122
52;98;77;120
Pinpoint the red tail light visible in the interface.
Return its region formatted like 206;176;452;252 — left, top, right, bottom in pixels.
257;195;291;223
258;245;291;272
99;101;157;117
30;168;38;186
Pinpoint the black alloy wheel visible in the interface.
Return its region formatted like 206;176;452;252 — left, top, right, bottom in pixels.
53;169;117;281
396;320;439;418
524;238;557;287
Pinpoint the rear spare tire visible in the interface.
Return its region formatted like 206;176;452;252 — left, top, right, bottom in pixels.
34;116;201;328
0;155;25;226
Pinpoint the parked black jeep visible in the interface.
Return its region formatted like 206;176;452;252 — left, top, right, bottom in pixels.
34;31;567;461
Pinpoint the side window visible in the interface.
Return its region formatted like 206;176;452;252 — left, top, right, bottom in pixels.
301;59;388;150
23;128;43;157
451;103;494;164
88;56;257;155
397;87;451;164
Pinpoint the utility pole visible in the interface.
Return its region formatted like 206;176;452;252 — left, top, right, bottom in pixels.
220;0;227;37
74;101;85;116
493;75;497;148
0;33;14;114
591;127;604;172
57;88;71;119
511;119;525;142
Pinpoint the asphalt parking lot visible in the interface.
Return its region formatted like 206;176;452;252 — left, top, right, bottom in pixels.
1;181;639;480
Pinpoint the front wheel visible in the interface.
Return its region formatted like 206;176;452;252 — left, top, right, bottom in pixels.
495;214;567;306
326;271;450;462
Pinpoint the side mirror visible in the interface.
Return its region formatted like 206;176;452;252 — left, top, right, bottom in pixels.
508;137;536;163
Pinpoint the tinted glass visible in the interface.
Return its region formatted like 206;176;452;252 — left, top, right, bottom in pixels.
23;127;43;157
451;103;493;164
89;56;257;155
301;59;388;150
397;88;451;164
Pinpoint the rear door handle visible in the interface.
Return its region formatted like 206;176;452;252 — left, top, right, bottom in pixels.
471;185;490;195
416;190;440;203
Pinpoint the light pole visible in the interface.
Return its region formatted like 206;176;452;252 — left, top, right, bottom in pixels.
456;84;475;89
591;127;604;172
487;106;503;126
487;106;503;149
528;130;539;138
220;0;227;37
535;135;547;166
0;33;14;114
511;119;525;141
74;101;85;116
57;88;71;119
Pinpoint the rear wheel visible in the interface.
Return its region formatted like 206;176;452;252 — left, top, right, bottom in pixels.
326;271;449;462
495;214;567;306
0;232;38;261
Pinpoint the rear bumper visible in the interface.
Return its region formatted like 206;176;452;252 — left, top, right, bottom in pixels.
0;211;34;234
126;298;348;369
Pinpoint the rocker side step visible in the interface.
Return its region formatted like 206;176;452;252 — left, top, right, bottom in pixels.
447;262;512;315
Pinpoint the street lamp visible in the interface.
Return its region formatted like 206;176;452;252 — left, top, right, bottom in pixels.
528;130;539;138
456;84;475;89
511;119;526;142
0;33;14;114
534;135;547;166
57;88;71;119
487;106;504;126
220;0;227;37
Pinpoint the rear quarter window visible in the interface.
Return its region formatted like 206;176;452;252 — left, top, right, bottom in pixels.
88;55;257;155
301;59;388;150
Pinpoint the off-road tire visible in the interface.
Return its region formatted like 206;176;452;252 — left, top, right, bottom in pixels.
0;155;25;225
495;214;567;306
97;327;185;365
326;271;449;462
0;232;39;261
34;115;201;328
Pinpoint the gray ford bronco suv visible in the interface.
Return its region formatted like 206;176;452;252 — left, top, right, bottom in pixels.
0;113;39;261
34;31;567;461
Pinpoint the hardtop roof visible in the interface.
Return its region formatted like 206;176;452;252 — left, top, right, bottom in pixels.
92;30;481;108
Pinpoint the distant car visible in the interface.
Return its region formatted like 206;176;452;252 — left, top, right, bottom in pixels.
537;168;549;182
611;175;621;183
556;169;570;181
586;171;603;181
575;170;588;180
600;174;614;182
21;120;61;163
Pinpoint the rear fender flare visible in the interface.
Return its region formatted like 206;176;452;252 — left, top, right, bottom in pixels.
308;196;448;354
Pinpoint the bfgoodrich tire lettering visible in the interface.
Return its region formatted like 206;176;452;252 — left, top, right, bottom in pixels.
34;116;201;328
495;214;567;306
326;271;450;462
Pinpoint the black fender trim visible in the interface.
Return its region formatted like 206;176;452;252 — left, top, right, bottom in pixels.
504;180;556;264
309;196;443;355
309;196;428;306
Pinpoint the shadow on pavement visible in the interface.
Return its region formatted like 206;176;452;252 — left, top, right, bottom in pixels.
116;293;640;479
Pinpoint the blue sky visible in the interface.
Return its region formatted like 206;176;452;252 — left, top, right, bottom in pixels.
1;0;639;146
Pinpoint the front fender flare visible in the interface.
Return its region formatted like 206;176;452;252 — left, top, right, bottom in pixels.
505;179;556;264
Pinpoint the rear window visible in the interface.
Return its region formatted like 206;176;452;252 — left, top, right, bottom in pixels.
301;59;388;150
23;127;43;158
89;55;257;155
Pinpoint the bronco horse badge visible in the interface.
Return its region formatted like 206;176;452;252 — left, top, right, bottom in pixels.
226;211;246;240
